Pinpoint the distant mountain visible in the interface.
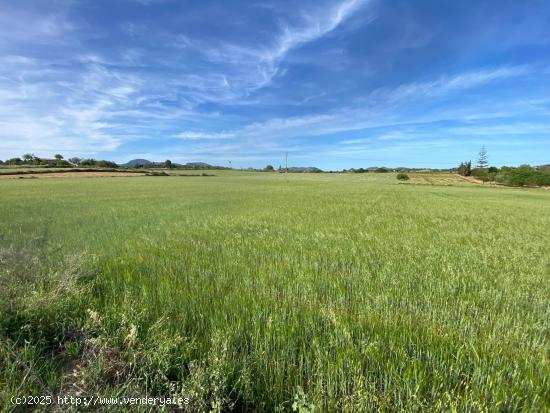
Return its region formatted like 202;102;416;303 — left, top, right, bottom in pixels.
287;166;323;173
184;162;213;168
125;159;154;167
121;159;229;169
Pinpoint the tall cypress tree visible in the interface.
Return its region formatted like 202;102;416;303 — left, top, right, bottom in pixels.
477;146;488;169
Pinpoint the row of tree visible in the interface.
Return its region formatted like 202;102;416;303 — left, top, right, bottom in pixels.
457;146;550;187
1;153;70;166
0;154;119;168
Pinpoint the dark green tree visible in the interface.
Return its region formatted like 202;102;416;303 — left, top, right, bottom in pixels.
457;161;472;176
7;157;23;165
22;153;35;163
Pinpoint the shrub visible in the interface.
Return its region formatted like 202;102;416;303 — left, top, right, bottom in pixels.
79;158;97;166
505;165;550;187
470;168;487;178
487;172;497;182
491;165;550;187
53;160;71;167
397;173;410;181
79;159;118;168
6;158;22;165
97;160;119;168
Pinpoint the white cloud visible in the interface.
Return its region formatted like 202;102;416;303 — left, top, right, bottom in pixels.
171;0;369;97
0;59;140;158
267;0;367;62
159;64;536;161
0;1;544;166
448;123;550;136
176;131;235;140
372;66;531;103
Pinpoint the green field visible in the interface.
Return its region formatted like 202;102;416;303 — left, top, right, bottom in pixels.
1;172;549;412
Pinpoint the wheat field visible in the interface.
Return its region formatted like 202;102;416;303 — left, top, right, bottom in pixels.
1;172;549;412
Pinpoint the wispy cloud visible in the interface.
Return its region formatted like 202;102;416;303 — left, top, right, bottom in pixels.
204;65;534;142
267;0;367;63
0;0;548;167
371;66;532;103
172;0;369;97
0;59;139;155
0;0;373;159
176;131;235;140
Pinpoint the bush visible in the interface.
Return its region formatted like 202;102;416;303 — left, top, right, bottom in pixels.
491;165;550;187
470;168;487;178
45;159;72;168
504;165;550;187
79;158;97;166
374;167;389;173
396;173;410;181
6;158;22;165
487;172;497;182
97;160;119;168
79;159;119;168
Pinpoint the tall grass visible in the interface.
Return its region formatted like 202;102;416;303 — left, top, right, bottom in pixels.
1;172;549;411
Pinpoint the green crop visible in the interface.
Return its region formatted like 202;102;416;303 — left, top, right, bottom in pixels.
1;172;549;412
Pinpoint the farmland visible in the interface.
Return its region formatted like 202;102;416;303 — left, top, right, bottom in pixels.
1;172;549;412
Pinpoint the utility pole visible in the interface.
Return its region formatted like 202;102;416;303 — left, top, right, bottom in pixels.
285;152;288;173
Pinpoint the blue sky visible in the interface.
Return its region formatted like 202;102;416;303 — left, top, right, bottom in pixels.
1;0;549;169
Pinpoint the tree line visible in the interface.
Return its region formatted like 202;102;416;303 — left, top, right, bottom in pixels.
0;154;118;168
457;146;550;187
